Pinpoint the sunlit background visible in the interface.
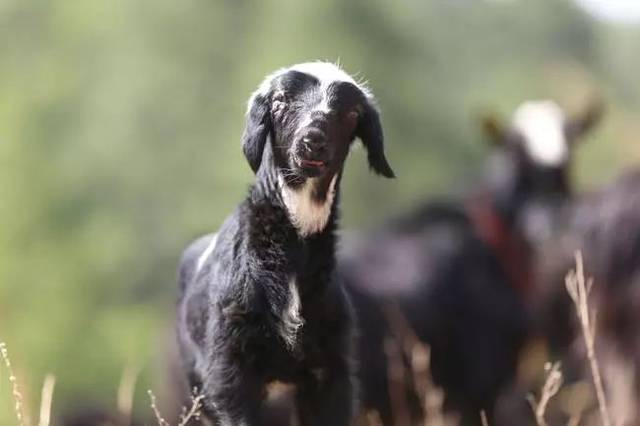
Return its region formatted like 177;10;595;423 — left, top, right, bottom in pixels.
1;0;640;422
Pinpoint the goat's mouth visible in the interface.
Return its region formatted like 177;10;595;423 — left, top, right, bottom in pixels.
295;157;328;176
300;159;327;169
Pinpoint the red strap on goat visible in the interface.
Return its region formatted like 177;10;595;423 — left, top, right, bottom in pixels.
467;196;534;295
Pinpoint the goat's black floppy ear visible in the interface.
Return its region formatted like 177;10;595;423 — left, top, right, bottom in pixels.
565;98;604;142
357;102;395;178
241;92;271;173
480;113;505;146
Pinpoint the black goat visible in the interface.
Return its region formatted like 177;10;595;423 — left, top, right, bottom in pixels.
533;169;640;424
340;100;601;424
176;62;394;425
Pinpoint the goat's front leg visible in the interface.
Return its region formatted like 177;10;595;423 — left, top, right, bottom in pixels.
295;360;356;426
202;356;263;426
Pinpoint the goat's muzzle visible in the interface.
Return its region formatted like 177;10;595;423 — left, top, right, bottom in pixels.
294;127;330;176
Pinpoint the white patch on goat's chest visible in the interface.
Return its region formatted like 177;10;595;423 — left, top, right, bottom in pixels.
279;277;304;349
512;100;568;167
280;175;337;237
195;234;218;274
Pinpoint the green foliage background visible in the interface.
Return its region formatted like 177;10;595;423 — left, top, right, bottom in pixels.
1;0;640;421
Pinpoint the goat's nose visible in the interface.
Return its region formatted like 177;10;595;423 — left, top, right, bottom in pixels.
301;129;326;147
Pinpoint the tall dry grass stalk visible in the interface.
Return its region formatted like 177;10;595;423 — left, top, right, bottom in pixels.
383;336;411;426
118;363;141;424
37;374;55;426
526;362;563;426
479;410;489;426
0;341;30;426
411;344;446;426
148;389;170;426
565;251;611;426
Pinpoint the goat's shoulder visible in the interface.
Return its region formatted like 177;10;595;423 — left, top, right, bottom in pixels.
178;233;218;295
188;210;284;308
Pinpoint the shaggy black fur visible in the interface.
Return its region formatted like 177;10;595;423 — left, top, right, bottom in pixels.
340;100;601;425
176;62;393;425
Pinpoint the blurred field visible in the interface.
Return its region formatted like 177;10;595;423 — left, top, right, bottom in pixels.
2;0;640;423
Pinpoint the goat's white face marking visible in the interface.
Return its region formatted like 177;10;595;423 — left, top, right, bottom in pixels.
249;61;372;115
279;277;304;349
195;234;218;274
291;62;371;114
290;62;371;97
279;174;338;237
512;100;568;167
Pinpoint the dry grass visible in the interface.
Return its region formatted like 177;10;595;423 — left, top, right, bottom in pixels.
1;342;57;426
479;410;489;426
148;389;171;426
411;345;447;426
383;336;412;426
148;387;204;426
527;362;563;426
1;250;634;425
369;250;626;426
0;342;30;426
1;340;206;426
525;251;616;426
381;305;453;426
565;251;611;426
37;374;55;426
177;390;205;426
118;363;141;424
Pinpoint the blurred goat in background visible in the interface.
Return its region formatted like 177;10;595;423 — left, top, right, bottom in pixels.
525;168;640;425
339;99;603;425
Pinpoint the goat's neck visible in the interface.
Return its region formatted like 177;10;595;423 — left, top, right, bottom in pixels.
252;150;340;240
486;181;526;228
483;156;529;227
248;162;339;297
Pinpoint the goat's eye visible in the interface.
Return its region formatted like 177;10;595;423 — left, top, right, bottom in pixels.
272;92;287;112
347;110;360;121
272;100;285;111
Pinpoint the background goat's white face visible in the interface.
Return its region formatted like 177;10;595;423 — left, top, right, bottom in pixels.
483;99;603;199
241;62;395;184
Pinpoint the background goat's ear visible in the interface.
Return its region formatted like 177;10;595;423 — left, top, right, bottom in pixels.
480;113;505;146
241;92;271;173
357;102;395;178
565;98;604;142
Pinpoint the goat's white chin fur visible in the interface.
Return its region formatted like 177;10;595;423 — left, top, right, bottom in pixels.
279;175;338;237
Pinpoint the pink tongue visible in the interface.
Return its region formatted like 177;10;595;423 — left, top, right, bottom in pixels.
305;160;324;167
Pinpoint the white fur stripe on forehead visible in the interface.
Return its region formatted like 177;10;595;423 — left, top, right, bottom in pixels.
247;61;373;112
512;100;568;167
